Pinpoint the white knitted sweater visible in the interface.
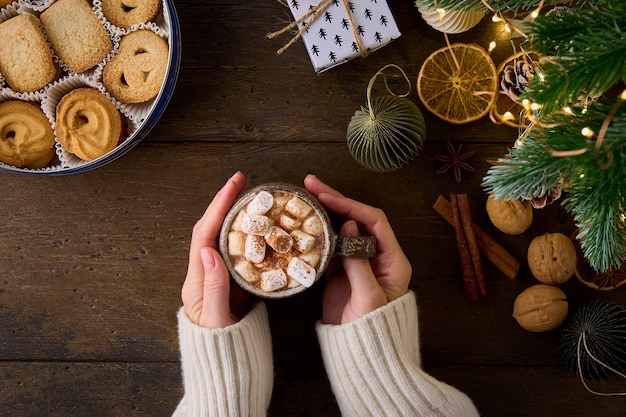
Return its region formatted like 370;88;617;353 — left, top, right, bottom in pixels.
174;292;479;416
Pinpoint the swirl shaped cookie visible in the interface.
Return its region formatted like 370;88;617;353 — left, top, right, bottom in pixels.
55;88;123;161
103;30;169;103
102;0;161;28
0;101;56;169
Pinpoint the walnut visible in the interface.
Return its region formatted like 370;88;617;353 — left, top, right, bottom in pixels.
527;233;576;284
486;194;533;235
512;284;568;332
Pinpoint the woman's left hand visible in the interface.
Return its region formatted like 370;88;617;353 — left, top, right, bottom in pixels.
181;171;251;329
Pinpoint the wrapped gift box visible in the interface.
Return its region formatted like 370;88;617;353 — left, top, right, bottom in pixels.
286;0;401;72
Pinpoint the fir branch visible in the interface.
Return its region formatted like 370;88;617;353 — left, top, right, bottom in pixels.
483;98;626;272
524;4;626;113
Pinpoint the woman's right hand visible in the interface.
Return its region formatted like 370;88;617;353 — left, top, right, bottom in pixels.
304;174;412;325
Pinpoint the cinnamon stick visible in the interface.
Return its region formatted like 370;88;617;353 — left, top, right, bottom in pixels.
433;195;521;280
456;194;487;298
450;194;480;300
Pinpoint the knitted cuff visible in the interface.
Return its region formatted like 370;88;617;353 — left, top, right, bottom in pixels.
316;292;478;417
176;302;273;417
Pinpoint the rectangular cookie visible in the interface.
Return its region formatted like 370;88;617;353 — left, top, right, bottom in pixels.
41;0;113;73
0;15;57;92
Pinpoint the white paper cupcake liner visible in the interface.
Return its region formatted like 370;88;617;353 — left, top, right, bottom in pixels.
0;2;19;23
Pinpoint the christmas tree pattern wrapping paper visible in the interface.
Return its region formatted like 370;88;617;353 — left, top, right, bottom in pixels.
287;0;401;72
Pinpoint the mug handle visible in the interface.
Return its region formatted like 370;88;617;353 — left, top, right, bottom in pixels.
334;235;377;258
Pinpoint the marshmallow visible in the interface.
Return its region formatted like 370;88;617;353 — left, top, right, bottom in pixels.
287;277;302;288
261;269;288;292
287;257;316;287
231;208;247;232
285;196;313;219
299;249;321;268
227;231;246;256
242;213;269;236
247;191;274;215
264;226;293;253
302;215;324;236
234;260;259;283
245;234;266;264
268;194;290;217
291;229;316;253
279;214;301;231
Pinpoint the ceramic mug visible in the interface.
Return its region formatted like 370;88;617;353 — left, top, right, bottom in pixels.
219;182;377;298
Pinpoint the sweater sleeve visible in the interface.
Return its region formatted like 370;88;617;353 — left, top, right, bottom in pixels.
315;292;479;417
173;302;273;417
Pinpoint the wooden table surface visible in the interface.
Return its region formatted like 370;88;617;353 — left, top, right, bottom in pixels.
2;1;626;416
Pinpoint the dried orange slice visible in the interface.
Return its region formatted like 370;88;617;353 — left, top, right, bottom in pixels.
417;43;497;124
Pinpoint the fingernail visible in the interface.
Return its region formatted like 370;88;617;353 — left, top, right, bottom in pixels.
342;220;360;236
228;171;241;183
200;248;216;270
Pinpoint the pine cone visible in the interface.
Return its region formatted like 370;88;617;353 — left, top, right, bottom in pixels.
500;59;536;102
524;176;565;209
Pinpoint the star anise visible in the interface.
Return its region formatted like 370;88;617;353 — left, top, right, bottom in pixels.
589;269;626;290
433;141;475;183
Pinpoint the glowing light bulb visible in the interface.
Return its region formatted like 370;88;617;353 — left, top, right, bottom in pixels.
488;41;496;52
515;138;524;147
581;127;594;137
563;106;572;114
621;89;626;101
492;14;502;22
522;99;530;108
502;111;514;121
531;9;540;19
530;102;542;111
436;8;446;17
579;172;585;179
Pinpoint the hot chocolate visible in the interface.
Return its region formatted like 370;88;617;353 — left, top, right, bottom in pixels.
225;189;326;293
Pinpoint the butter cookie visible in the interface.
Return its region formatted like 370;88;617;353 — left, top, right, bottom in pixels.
0;101;55;169
103;30;168;103
41;0;113;73
0;15;57;92
55;88;123;161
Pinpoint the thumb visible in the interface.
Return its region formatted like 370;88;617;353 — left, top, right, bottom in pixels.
198;247;235;329
340;221;381;298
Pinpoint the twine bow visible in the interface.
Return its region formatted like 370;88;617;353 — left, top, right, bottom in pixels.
267;0;369;57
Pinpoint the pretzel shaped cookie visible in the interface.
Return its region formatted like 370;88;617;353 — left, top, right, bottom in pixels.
103;30;169;103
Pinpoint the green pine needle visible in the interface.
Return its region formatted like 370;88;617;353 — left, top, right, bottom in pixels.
525;3;626;113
